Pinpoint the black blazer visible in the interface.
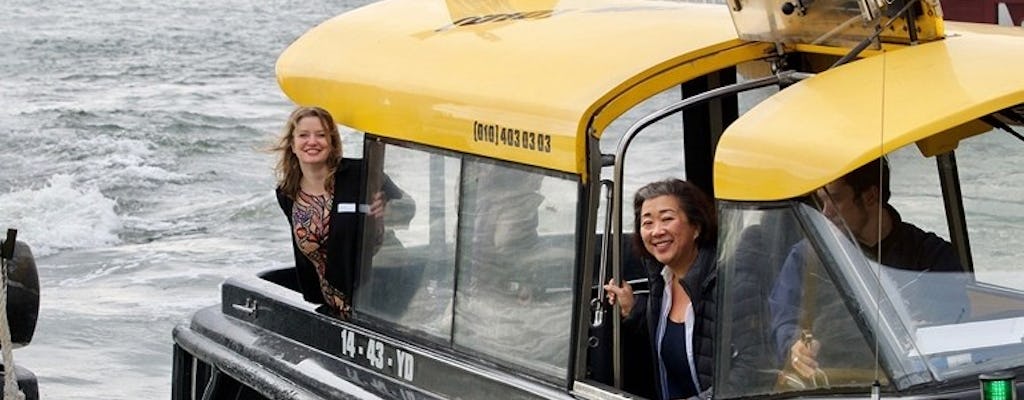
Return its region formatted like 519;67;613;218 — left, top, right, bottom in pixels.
276;158;367;304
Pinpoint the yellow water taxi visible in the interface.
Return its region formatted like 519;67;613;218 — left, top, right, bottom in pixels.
172;0;1024;398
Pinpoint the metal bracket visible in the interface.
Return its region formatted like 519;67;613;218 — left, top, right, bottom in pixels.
231;297;259;317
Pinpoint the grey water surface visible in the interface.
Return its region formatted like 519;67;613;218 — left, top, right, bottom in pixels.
1;1;370;398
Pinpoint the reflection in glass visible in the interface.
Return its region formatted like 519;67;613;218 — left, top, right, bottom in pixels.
717;203;893;397
356;144;460;340
718;200;1024;398
453;158;577;378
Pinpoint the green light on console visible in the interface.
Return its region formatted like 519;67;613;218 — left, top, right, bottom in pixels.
980;371;1016;400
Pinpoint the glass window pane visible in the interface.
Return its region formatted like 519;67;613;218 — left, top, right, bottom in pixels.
717;203;886;398
598;62;777;234
906;125;1024;383
599;86;685;236
453;158;578;378
356;143;459;341
888;145;951;240
777;135;1024;385
958;130;1024;290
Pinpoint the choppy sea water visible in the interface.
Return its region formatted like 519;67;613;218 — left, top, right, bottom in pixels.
1;1;1023;399
0;1;370;398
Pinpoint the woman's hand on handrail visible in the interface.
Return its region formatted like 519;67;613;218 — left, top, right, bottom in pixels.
603;278;635;317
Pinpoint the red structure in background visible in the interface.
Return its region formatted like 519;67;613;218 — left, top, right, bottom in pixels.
942;0;1024;25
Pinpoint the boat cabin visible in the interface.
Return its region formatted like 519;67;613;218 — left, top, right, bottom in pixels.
171;0;1024;399
713;14;1024;397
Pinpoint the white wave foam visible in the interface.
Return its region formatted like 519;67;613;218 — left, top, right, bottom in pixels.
0;174;121;256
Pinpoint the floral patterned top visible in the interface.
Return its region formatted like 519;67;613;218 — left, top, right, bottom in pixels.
292;190;350;317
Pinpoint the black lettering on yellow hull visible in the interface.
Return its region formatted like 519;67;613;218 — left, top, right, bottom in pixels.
473;120;552;153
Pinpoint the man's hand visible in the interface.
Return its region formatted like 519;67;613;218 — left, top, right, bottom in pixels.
369;191;387;221
788;332;821;378
603;278;635;317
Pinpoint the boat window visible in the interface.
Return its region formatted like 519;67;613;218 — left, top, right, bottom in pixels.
957;128;1024;291
453;157;578;378
718;140;1024;392
599;85;688;220
354;139;579;380
900;123;1024;383
356;142;460;340
597;62;777;218
803;151;986;387
715;202;888;398
878;145;976;326
854;137;1024;383
747;135;1024;388
887;145;952;244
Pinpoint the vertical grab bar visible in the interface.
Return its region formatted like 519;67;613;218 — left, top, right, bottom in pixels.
592;179;615;329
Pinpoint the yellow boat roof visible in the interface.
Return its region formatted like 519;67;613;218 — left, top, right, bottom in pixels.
277;0;768;176
715;22;1024;201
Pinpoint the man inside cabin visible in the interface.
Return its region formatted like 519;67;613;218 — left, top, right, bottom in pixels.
768;157;970;383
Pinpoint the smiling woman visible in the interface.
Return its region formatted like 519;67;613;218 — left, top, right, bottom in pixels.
273;107;343;199
603;179;718;400
272;106;352;317
271;106;412;319
292;112;334;171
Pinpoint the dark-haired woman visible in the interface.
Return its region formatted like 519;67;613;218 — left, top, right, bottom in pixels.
604;179;717;400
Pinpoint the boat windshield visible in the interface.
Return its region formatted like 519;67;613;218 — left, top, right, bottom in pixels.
716;200;1024;397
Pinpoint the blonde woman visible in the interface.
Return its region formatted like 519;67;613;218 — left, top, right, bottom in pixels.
272;106;404;318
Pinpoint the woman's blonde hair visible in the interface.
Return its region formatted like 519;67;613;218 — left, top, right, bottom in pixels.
272;106;343;199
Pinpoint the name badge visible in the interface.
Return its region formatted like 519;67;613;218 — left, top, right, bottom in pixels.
337;203;372;214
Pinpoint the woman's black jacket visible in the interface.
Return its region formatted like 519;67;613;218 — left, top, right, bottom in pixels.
275;158;368;303
625;246;717;399
276;158;406;303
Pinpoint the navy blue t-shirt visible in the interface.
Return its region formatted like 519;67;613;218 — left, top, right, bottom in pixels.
660;318;697;399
